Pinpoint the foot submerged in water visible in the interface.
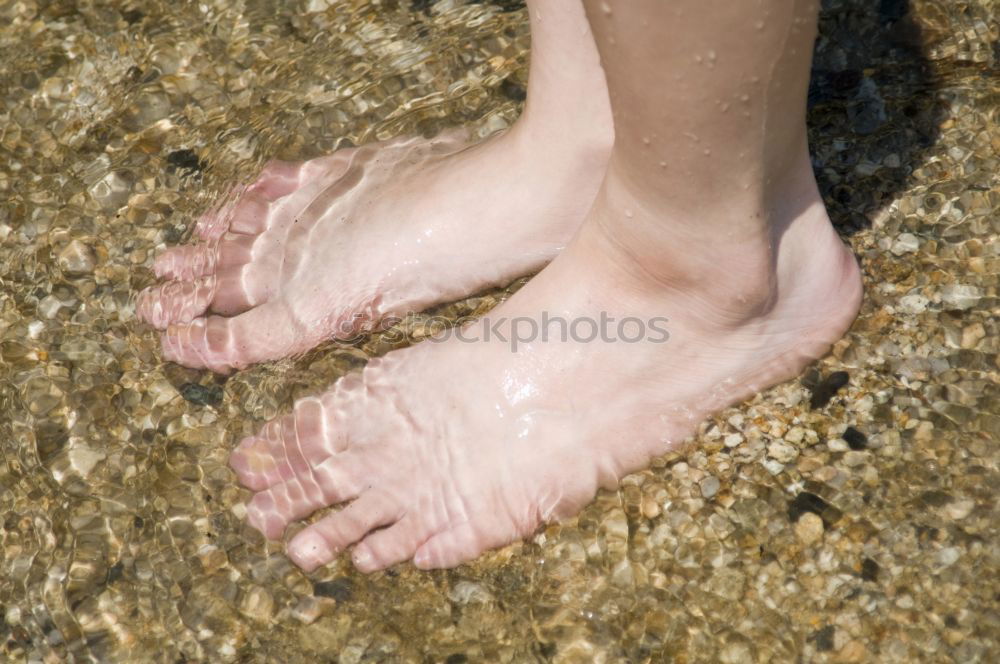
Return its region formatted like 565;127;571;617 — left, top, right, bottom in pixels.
228;163;862;573
136;126;610;372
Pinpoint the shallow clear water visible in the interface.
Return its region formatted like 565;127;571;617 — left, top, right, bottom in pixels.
1;0;997;661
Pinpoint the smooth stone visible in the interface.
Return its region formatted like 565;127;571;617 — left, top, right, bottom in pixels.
57;239;97;276
940;284;982;310
795;512;825;545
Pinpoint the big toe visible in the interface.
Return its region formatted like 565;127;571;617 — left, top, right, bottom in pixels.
160;300;306;373
153;244;217;281
136;276;216;329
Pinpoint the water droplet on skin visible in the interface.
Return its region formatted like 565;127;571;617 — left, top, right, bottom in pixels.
624;209;634;218
659;161;667;168
740;94;750;103
703;149;712;156
642;136;651;145
707;50;717;62
721;103;731;113
694;54;703;64
600;2;611;15
755;20;765;30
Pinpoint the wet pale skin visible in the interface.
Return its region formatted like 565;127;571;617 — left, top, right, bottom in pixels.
138;0;862;572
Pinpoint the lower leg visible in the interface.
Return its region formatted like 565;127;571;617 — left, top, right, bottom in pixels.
579;0;858;322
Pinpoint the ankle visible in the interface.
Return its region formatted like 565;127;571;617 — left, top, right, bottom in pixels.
580;162;853;327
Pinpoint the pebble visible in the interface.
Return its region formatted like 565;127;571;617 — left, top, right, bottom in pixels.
180;383;224;407
842;451;868;467
809;371;850;409
940;284;981;310
795;513;825;545
937;547;961;567
890;232;920;255
57;239;97;276
834;640;869;663
899;293;929;314
943;499;974;520
313;578;354;602
960;323;985;349
842;426;868;450
699;476;720;498
239;586;275;623
767;440;799;463
291;597;325;625
448;580;493;605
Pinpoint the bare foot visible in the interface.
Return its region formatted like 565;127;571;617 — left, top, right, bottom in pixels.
136;126;610;372
136;0;613;372
228;161;862;572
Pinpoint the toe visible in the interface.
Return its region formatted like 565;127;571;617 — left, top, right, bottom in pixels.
352;517;426;573
244;449;372;540
194;195;238;241
214;233;258;270
286;490;402;572
414;522;495;570
160;300;306;373
228;434;282;491
153;244;217;281
136;276;217;329
229;394;345;491
226;191;272;236
246;160;302;200
291;394;346;462
208;265;261;316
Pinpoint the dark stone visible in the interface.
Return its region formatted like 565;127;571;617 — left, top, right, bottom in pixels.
843;426;868;450
878;0;908;24
944;615;959;629
861;557;879;582
809;371;850;409
499;77;526;102
812;625;835;652
313;577;354;601
179;383;223;407
133;516;144;528
918;490;951;507
166;149;203;174
445;655;468;664
163;223;185;244
122;8;144;24
107;561;124;584
788;491;830;523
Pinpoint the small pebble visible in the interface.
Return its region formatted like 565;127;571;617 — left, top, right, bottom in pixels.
179;383;223;407
809;371;849;409
842;426;868;450
699;476;720;499
795;512;825;545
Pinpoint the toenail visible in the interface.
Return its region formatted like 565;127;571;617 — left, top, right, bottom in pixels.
352;547;372;569
289;532;331;569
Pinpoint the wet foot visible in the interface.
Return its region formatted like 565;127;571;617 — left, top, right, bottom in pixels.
136;126;611;372
228;159;862;572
